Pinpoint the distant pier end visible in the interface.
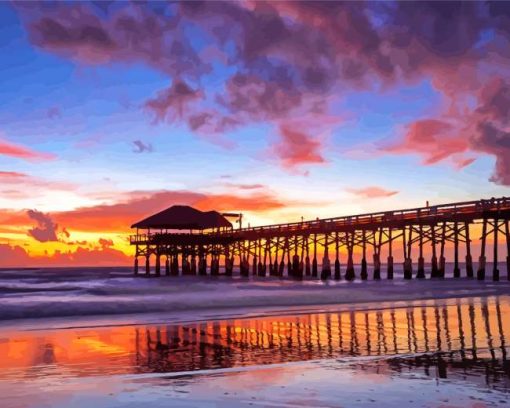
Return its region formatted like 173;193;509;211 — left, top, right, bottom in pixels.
130;197;510;281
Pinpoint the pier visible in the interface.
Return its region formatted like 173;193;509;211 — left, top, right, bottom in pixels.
130;197;510;281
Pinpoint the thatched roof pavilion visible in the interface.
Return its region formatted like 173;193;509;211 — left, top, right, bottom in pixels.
131;205;232;231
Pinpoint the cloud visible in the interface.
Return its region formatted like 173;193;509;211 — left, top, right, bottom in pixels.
271;125;326;169
383;76;510;184
24;2;208;79
223;183;265;190
34;188;291;233
0;243;131;267
472;122;510;185
348;186;399;199
0;171;29;180
382;119;469;165
26;209;59;242
0;170;75;200
46;106;61;119
0;244;31;266
132;140;153;153
17;1;510;174
145;79;203;122
98;237;114;249
0;138;55;161
218;73;303;122
62;227;70;238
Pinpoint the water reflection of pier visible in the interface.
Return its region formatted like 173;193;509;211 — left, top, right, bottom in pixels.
135;297;510;390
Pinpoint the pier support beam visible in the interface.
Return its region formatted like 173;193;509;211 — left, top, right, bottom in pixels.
387;228;394;279
345;233;355;281
387;256;394;280
298;238;305;279
286;245;292;277
404;258;413;280
171;255;179;276
165;257;170;276
431;225;438;278
312;234;318;278
478;219;487;280
453;222;460;278
270;239;278;276
279;240;286;277
493;218;499;281
417;256;425;279
293;253;301;279
506;221;510;281
417;225;425;279
292;236;299;278
403;227;413;279
191;255;197;275
305;237;311;277
439;222;446;278
224;254;231;276
134;257;139;276
361;230;368;280
155;254;161;277
373;253;381;280
321;235;331;280
145;256;150;276
199;256;207;276
465;222;474;278
334;232;341;280
373;228;382;280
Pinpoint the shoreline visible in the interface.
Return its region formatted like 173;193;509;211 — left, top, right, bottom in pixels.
2;277;509;331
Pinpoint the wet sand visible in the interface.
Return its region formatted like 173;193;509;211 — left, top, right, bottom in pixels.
1;294;509;407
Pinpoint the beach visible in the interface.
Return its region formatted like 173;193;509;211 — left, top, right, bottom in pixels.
1;267;509;407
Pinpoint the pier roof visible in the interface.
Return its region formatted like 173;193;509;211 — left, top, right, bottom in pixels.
131;205;232;230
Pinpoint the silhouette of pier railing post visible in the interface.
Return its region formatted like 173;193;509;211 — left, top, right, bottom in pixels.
130;197;510;281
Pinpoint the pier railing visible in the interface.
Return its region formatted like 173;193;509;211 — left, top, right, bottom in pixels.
131;196;510;243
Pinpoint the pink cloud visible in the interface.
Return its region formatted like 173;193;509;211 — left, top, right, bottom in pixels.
271;125;326;169
348;186;399;199
0;171;29;180
383;119;469;165
0;139;55;161
0;170;75;196
382;76;510;185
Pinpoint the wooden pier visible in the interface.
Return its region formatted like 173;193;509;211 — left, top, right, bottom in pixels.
130;197;510;281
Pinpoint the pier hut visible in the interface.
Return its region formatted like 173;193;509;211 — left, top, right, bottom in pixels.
131;205;234;276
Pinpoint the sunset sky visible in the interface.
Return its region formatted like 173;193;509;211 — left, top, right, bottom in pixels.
0;1;509;266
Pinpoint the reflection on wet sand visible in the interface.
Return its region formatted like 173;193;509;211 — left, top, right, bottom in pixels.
1;296;509;392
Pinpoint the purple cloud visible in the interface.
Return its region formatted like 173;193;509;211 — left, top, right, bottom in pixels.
27;209;58;242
